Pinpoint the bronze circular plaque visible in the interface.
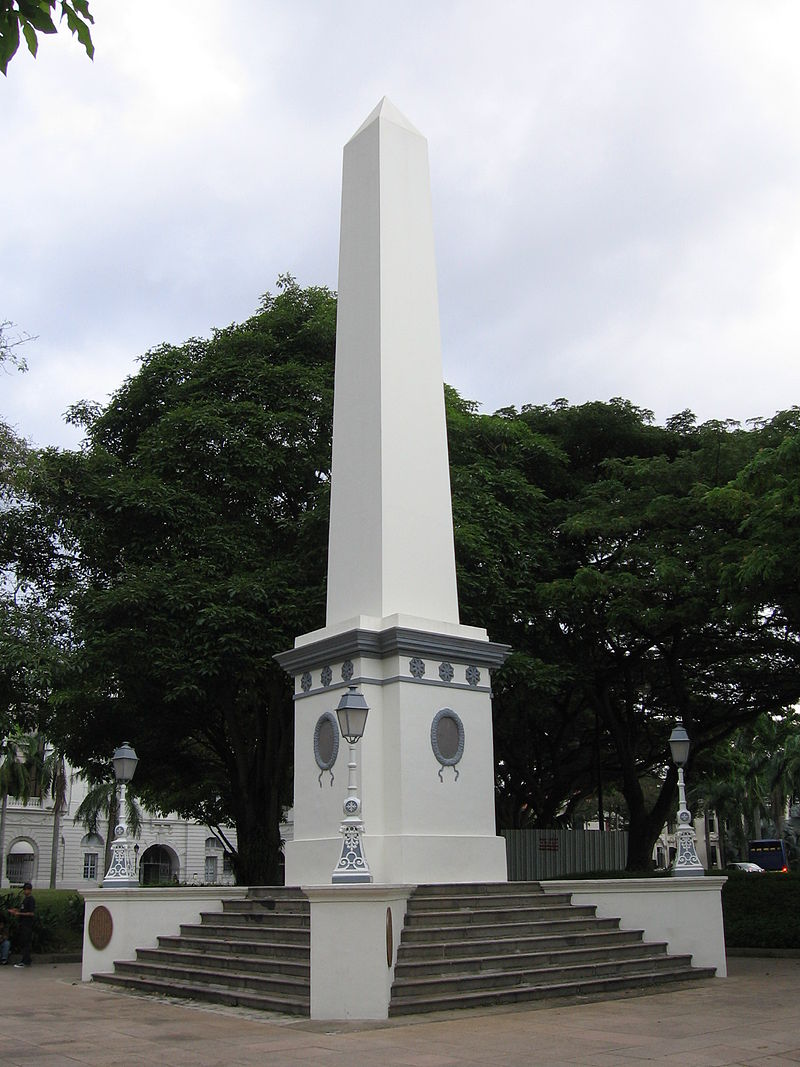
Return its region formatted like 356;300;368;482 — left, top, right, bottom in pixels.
88;905;113;950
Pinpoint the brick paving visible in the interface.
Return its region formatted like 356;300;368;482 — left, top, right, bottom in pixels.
0;957;798;1066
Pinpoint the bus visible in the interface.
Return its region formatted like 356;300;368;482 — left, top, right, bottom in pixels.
748;838;790;872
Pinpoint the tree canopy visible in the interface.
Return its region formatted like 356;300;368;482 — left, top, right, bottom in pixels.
449;398;800;867
0;0;93;75
22;278;336;884
3;280;799;879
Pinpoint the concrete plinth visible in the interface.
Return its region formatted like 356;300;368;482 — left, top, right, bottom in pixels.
305;884;413;1019
81;887;241;981
542;877;728;976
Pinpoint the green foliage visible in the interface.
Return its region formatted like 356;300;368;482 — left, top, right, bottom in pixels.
722;872;800;949
29;278;336;884
0;0;93;75
452;398;800;870
0;888;84;953
692;709;800;862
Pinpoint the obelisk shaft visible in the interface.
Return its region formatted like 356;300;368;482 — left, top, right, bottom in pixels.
325;98;460;628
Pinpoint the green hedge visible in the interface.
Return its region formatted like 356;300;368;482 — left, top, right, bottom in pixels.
722;871;800;949
0;888;85;955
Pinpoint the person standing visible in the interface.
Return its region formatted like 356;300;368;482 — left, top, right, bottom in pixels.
9;882;35;968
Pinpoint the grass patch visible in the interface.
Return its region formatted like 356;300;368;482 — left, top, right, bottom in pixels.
722;871;800;949
0;888;84;955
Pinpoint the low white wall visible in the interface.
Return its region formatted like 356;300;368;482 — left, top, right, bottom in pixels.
304;884;413;1020
80;886;242;981
542;877;727;977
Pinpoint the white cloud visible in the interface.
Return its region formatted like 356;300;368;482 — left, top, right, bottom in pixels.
2;0;799;446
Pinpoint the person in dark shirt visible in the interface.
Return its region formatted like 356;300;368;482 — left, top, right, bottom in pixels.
9;882;35;967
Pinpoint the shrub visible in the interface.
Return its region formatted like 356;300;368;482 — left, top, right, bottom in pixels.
0;888;85;955
722;871;800;949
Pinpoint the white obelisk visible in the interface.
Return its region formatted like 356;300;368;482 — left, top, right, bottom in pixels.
278;99;508;886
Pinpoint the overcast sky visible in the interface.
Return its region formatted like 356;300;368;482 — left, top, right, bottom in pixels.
2;1;799;449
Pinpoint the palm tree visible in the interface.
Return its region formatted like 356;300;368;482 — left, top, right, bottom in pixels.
75;777;142;878
31;740;69;888
0;730;33;889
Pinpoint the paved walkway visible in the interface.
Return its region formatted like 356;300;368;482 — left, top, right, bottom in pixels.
0;958;799;1066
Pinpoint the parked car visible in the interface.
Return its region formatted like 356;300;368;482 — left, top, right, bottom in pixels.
726;861;765;873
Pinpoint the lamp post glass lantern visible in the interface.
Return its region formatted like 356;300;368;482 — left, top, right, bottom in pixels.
332;687;372;883
104;742;140;887
668;725;704;877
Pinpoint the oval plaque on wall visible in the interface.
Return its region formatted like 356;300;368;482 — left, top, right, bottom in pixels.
386;906;393;967
88;904;113;950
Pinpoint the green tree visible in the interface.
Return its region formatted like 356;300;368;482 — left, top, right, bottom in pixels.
0;0;93;75
34;278;335;885
709;409;800;634
454;399;800;868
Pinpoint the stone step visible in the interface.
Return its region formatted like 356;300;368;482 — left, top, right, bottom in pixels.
114;959;307;999
396;928;645;961
412;881;547;897
400;916;621;941
394;940;667;978
183;919;310;943
244;886;308;899
157;934;310;960
198;909;310;929
389;966;714;1017
136;947;310;979
392;953;697;1000
405;903;597;926
222;898;309;916
93;971;309;1015
405;891;572;912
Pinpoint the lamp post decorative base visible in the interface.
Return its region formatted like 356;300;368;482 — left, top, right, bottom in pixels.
671;765;704;877
103;822;139;887
672;822;704;877
332;802;372;884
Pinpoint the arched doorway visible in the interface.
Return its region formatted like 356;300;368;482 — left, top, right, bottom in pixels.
6;839;36;885
138;844;179;885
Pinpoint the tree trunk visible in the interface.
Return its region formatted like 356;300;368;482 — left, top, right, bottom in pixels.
49;801;62;888
0;793;7;889
104;788;118;877
623;766;680;872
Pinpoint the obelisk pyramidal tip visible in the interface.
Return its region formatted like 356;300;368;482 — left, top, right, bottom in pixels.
326;99;460;628
348;96;424;141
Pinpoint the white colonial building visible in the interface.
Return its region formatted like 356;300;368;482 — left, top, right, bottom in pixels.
1;764;239;890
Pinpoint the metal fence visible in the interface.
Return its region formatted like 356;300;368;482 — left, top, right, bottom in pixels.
502;829;628;880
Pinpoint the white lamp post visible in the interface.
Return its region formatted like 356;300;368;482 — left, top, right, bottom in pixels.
103;742;140;887
332;687;372;884
668;725;704;877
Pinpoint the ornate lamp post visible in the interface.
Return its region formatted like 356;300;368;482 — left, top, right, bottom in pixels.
103;742;140;888
668;724;704;877
332;687;372;884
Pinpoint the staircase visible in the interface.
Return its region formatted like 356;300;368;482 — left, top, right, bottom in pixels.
92;887;310;1015
388;882;715;1016
92;881;715;1018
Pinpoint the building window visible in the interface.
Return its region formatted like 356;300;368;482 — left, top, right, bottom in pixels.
6;841;35;884
222;851;233;875
7;854;33;884
83;853;98;880
205;856;218;883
